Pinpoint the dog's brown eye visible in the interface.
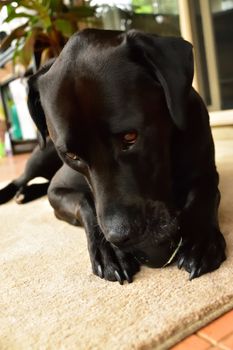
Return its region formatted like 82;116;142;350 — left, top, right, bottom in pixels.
65;152;79;161
123;132;137;144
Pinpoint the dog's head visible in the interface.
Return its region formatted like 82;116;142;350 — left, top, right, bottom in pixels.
28;29;193;257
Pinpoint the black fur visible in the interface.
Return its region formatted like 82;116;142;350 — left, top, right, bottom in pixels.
1;29;226;284
0;138;62;204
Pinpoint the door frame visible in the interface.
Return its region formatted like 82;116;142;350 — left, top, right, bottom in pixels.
178;0;233;126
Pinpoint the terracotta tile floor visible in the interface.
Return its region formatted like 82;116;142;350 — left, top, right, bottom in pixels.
0;153;29;182
0;127;233;349
171;310;233;350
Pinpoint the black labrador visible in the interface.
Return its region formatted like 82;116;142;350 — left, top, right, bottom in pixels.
0;29;226;284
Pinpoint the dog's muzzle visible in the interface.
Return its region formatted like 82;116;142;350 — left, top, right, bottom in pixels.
123;200;182;267
132;236;182;267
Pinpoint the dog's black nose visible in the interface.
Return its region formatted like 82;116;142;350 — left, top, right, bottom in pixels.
100;207;144;247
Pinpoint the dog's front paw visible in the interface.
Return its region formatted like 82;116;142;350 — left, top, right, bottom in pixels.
89;240;140;284
177;229;226;280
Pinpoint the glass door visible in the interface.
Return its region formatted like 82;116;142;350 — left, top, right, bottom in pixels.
184;0;233;112
88;0;181;36
88;0;233;121
210;0;233;110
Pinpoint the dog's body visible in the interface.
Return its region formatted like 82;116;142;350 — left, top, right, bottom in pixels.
0;29;226;283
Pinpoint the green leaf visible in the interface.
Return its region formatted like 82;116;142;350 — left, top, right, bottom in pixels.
42;0;50;7
15;1;35;10
12;37;24;64
0;0;16;10
0;23;28;51
4;12;33;23
67;6;96;18
41;14;52;30
6;3;16;17
54;19;73;37
1;0;100;68
49;0;63;12
16;29;37;67
22;30;36;66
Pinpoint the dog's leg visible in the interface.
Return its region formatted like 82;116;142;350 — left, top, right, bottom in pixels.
177;177;226;280
0;139;61;204
15;182;50;204
48;166;140;284
0;170;47;205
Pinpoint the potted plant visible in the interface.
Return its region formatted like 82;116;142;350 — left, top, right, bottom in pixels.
0;0;99;69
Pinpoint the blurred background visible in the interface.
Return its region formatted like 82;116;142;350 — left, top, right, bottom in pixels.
0;0;233;156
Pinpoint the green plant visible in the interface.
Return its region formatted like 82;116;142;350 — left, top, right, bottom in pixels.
0;0;98;68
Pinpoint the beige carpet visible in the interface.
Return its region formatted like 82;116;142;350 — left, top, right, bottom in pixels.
0;135;233;350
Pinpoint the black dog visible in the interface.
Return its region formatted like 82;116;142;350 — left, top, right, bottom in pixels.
1;29;226;284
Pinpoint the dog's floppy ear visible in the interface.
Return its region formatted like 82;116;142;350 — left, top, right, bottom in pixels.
126;31;194;129
27;58;55;148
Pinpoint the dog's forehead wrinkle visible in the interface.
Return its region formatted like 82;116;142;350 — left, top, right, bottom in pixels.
39;37;168;155
40;43;155;128
61;29;124;56
75;42;141;81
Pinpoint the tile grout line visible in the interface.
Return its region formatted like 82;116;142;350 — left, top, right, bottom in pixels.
197;332;231;350
196;332;219;348
214;330;233;350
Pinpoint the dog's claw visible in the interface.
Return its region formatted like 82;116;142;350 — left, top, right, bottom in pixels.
189;267;198;281
114;270;123;285
97;264;103;278
123;269;133;283
178;256;185;269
